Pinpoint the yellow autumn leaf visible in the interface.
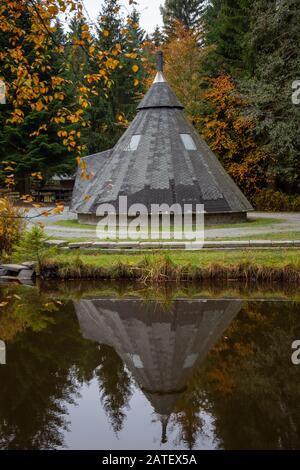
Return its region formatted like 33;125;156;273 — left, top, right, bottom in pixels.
132;64;139;73
48;5;58;15
52;204;64;214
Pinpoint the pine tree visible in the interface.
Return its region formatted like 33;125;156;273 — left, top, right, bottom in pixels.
96;344;132;435
123;8;147;115
160;0;206;34
151;26;165;47
204;0;252;75
86;0;146;155
85;0;125;155
65;16;91;86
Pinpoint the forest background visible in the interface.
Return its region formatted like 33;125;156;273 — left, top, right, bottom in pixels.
0;0;299;210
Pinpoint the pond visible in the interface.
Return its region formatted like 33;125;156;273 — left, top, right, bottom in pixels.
0;280;300;450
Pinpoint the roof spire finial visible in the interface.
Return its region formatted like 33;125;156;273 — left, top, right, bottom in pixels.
153;51;166;84
157;51;164;72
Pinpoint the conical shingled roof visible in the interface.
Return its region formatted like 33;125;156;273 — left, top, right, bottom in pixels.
137;72;184;110
71;59;253;218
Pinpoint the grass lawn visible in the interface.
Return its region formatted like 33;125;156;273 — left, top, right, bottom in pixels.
209;231;300;241
51;217;283;232
207;217;283;230
50;220;96;230
47;230;300;245
48;235;95;243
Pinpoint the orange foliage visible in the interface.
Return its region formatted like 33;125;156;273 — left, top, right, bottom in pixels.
0;1;135;168
163;22;212;125
201;75;273;197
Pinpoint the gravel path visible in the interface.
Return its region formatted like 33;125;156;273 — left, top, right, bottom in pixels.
26;207;300;240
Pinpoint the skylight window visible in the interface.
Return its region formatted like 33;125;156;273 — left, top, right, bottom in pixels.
180;134;197;151
124;135;141;151
127;354;144;368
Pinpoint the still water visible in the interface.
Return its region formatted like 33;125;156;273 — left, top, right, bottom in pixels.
0;280;300;450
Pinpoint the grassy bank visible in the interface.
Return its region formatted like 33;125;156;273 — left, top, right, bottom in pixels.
41;249;300;283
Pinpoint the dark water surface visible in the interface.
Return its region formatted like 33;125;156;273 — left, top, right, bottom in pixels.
0;280;300;450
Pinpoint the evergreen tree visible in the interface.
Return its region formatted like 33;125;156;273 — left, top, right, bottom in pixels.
160;0;206;34
86;1;146;155
96;344;132;435
0;297;101;449
125;8;145;47
123;8;147;113
204;0;252;75
243;0;300;193
0;12;77;191
151;26;165;47
65;15;91;85
85;0;125;155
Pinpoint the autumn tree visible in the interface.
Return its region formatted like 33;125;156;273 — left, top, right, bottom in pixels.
0;14;77;190
162;22;210;128
0;0;127;196
155;17;266;199
200;75;272;198
0;2;85;191
201;0;300;199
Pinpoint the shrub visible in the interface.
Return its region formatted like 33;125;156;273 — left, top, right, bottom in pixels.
253;189;300;212
0;198;25;256
13;226;56;274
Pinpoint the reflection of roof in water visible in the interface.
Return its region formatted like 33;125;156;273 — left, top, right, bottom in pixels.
75;298;242;417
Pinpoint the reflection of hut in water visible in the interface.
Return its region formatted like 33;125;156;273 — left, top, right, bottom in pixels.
75;298;242;442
